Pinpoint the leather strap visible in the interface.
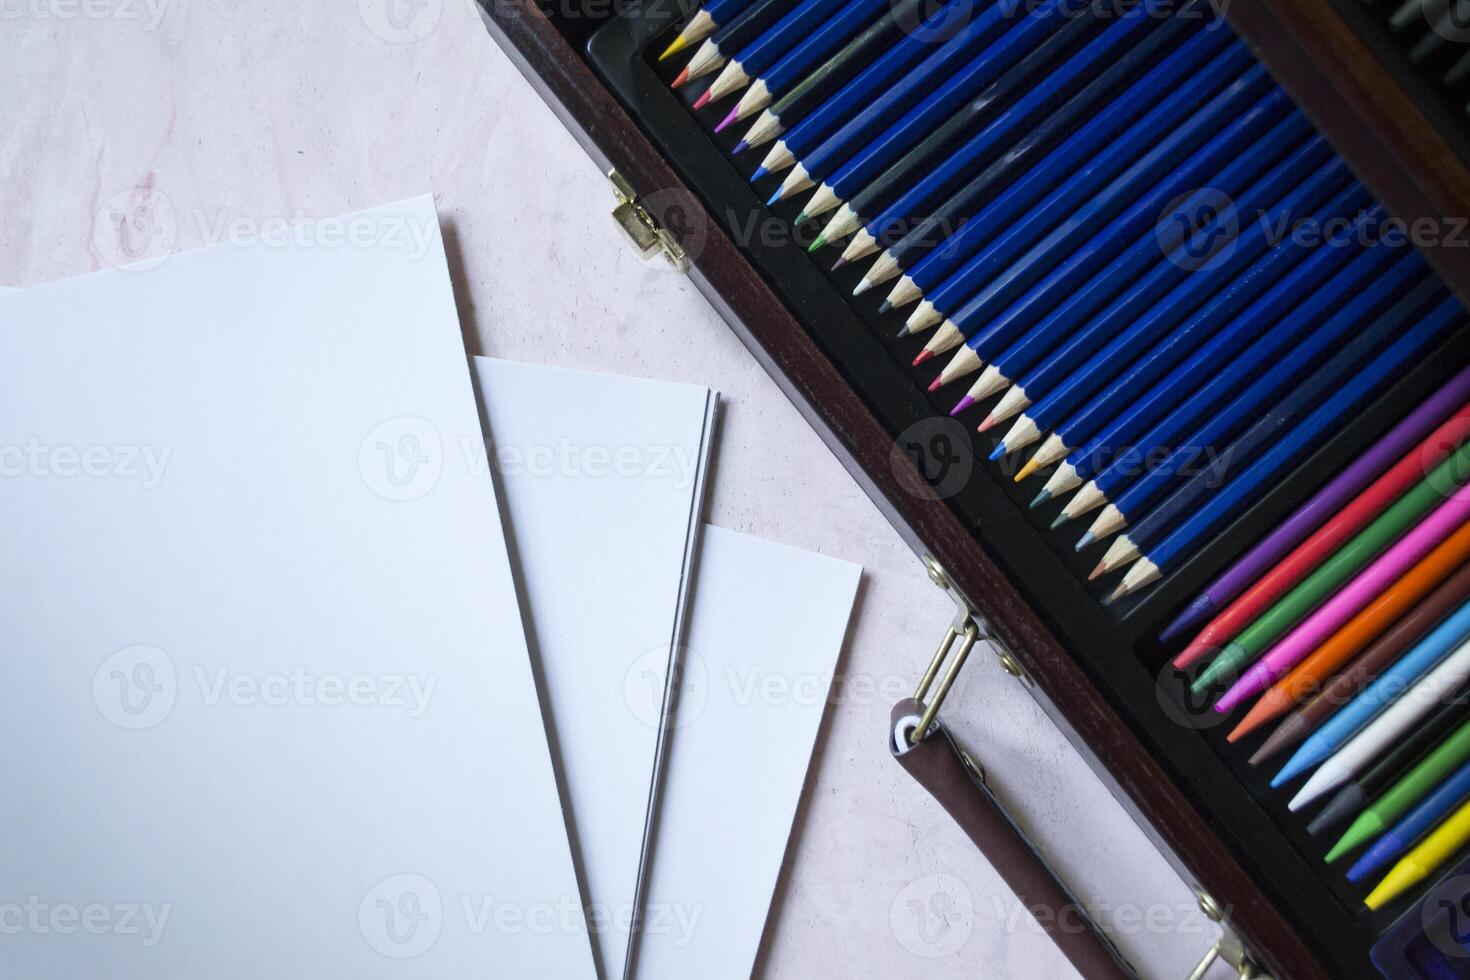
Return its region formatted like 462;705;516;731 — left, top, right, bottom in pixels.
890;698;1138;980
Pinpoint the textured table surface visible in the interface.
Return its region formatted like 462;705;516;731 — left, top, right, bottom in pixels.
2;2;1221;976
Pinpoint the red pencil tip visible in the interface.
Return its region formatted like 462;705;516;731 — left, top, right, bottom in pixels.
1170;640;1214;671
672;68;690;89
926;376;944;393
976;413;998;433
714;108;739;132
692;91;712;110
911;349;934;367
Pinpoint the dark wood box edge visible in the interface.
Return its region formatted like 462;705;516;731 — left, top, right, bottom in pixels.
466;0;1470;975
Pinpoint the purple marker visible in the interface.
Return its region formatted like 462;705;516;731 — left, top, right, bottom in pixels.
1160;361;1470;643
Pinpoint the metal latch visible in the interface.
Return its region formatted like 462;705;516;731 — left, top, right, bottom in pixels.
608;169;689;273
910;555;1031;743
1187;890;1271;980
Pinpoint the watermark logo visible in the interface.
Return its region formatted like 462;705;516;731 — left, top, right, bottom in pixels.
1423;427;1470;499
1155;663;1233;731
893;418;975;500
92;187;177;272
891;0;975;43
1428;0;1470;43
624;645;708;730
1423;875;1470;958
358;0;442;42
93;645;177;730
359;416;443;501
890;874;974;958
359;874;443;958
1158;188;1238;272
638;188;709;271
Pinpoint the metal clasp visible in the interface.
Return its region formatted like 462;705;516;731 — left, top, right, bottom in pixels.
1186;890;1270;980
608;169;689;273
910;556;1030;744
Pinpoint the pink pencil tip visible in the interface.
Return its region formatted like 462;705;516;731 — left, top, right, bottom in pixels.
692;91;711;110
714;108;739;132
926;376;944;393
912;349;934;367
949;396;975;416
976;414;997;433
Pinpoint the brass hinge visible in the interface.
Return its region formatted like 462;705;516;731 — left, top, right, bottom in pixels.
608;169;689;273
910;555;1031;744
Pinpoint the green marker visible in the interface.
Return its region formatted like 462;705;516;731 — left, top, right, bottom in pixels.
1327;717;1470;863
1191;444;1470;694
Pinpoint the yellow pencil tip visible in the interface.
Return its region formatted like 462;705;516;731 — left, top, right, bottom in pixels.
1014;458;1042;483
659;35;689;61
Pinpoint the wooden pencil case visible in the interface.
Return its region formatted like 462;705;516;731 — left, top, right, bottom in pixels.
475;0;1470;975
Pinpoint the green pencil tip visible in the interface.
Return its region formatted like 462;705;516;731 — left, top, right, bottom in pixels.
808;235;827;253
1324;839;1351;864
793;211;809;225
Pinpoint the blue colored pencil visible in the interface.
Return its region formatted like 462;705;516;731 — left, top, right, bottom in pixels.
763;0;1048;195
877;29;1239;308
1348;760;1470;881
859;10;1219;292
694;0;851;109
659;0;762;61
1031;209;1388;509
1103;285;1462;600
749;0;980;166
716;0;893;130
905;62;1270;338
781;0;1084;212
1273;595;1470;786
910;76;1285;353
841;3;1171;265
929;111;1315;398
674;0;801;89
987;152;1354;453
1072;250;1427;546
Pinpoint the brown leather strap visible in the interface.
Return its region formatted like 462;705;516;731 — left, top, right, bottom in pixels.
890;699;1138;980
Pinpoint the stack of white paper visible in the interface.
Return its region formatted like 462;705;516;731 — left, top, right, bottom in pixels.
0;198;862;980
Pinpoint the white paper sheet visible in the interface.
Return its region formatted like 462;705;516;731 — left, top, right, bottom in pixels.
0;198;595;978
630;525;861;980
472;356;716;980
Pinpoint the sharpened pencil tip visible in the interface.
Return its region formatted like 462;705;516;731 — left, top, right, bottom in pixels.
753;166;770;184
1075;531;1095;552
876;300;893;315
672;67;690;88
852;279;872;296
911;349;933;367
1014;458;1042;483
926;376;943;394
894;323;911;339
1087;561;1106;581
659;35;688;61
831;255;848;271
950;395;975;416
808;234;827;253
1030;489;1051;510
1049;511;1070;530
987;443;1006;462
714;108;739;133
732;139;749;155
793;210;809;225
976;414;997;433
692;91;711;111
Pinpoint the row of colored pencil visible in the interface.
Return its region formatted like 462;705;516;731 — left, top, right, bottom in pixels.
662;0;1468;609
1167;366;1470;909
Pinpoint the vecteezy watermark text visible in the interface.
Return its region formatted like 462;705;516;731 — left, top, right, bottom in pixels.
0;898;171;947
0;440;171;489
